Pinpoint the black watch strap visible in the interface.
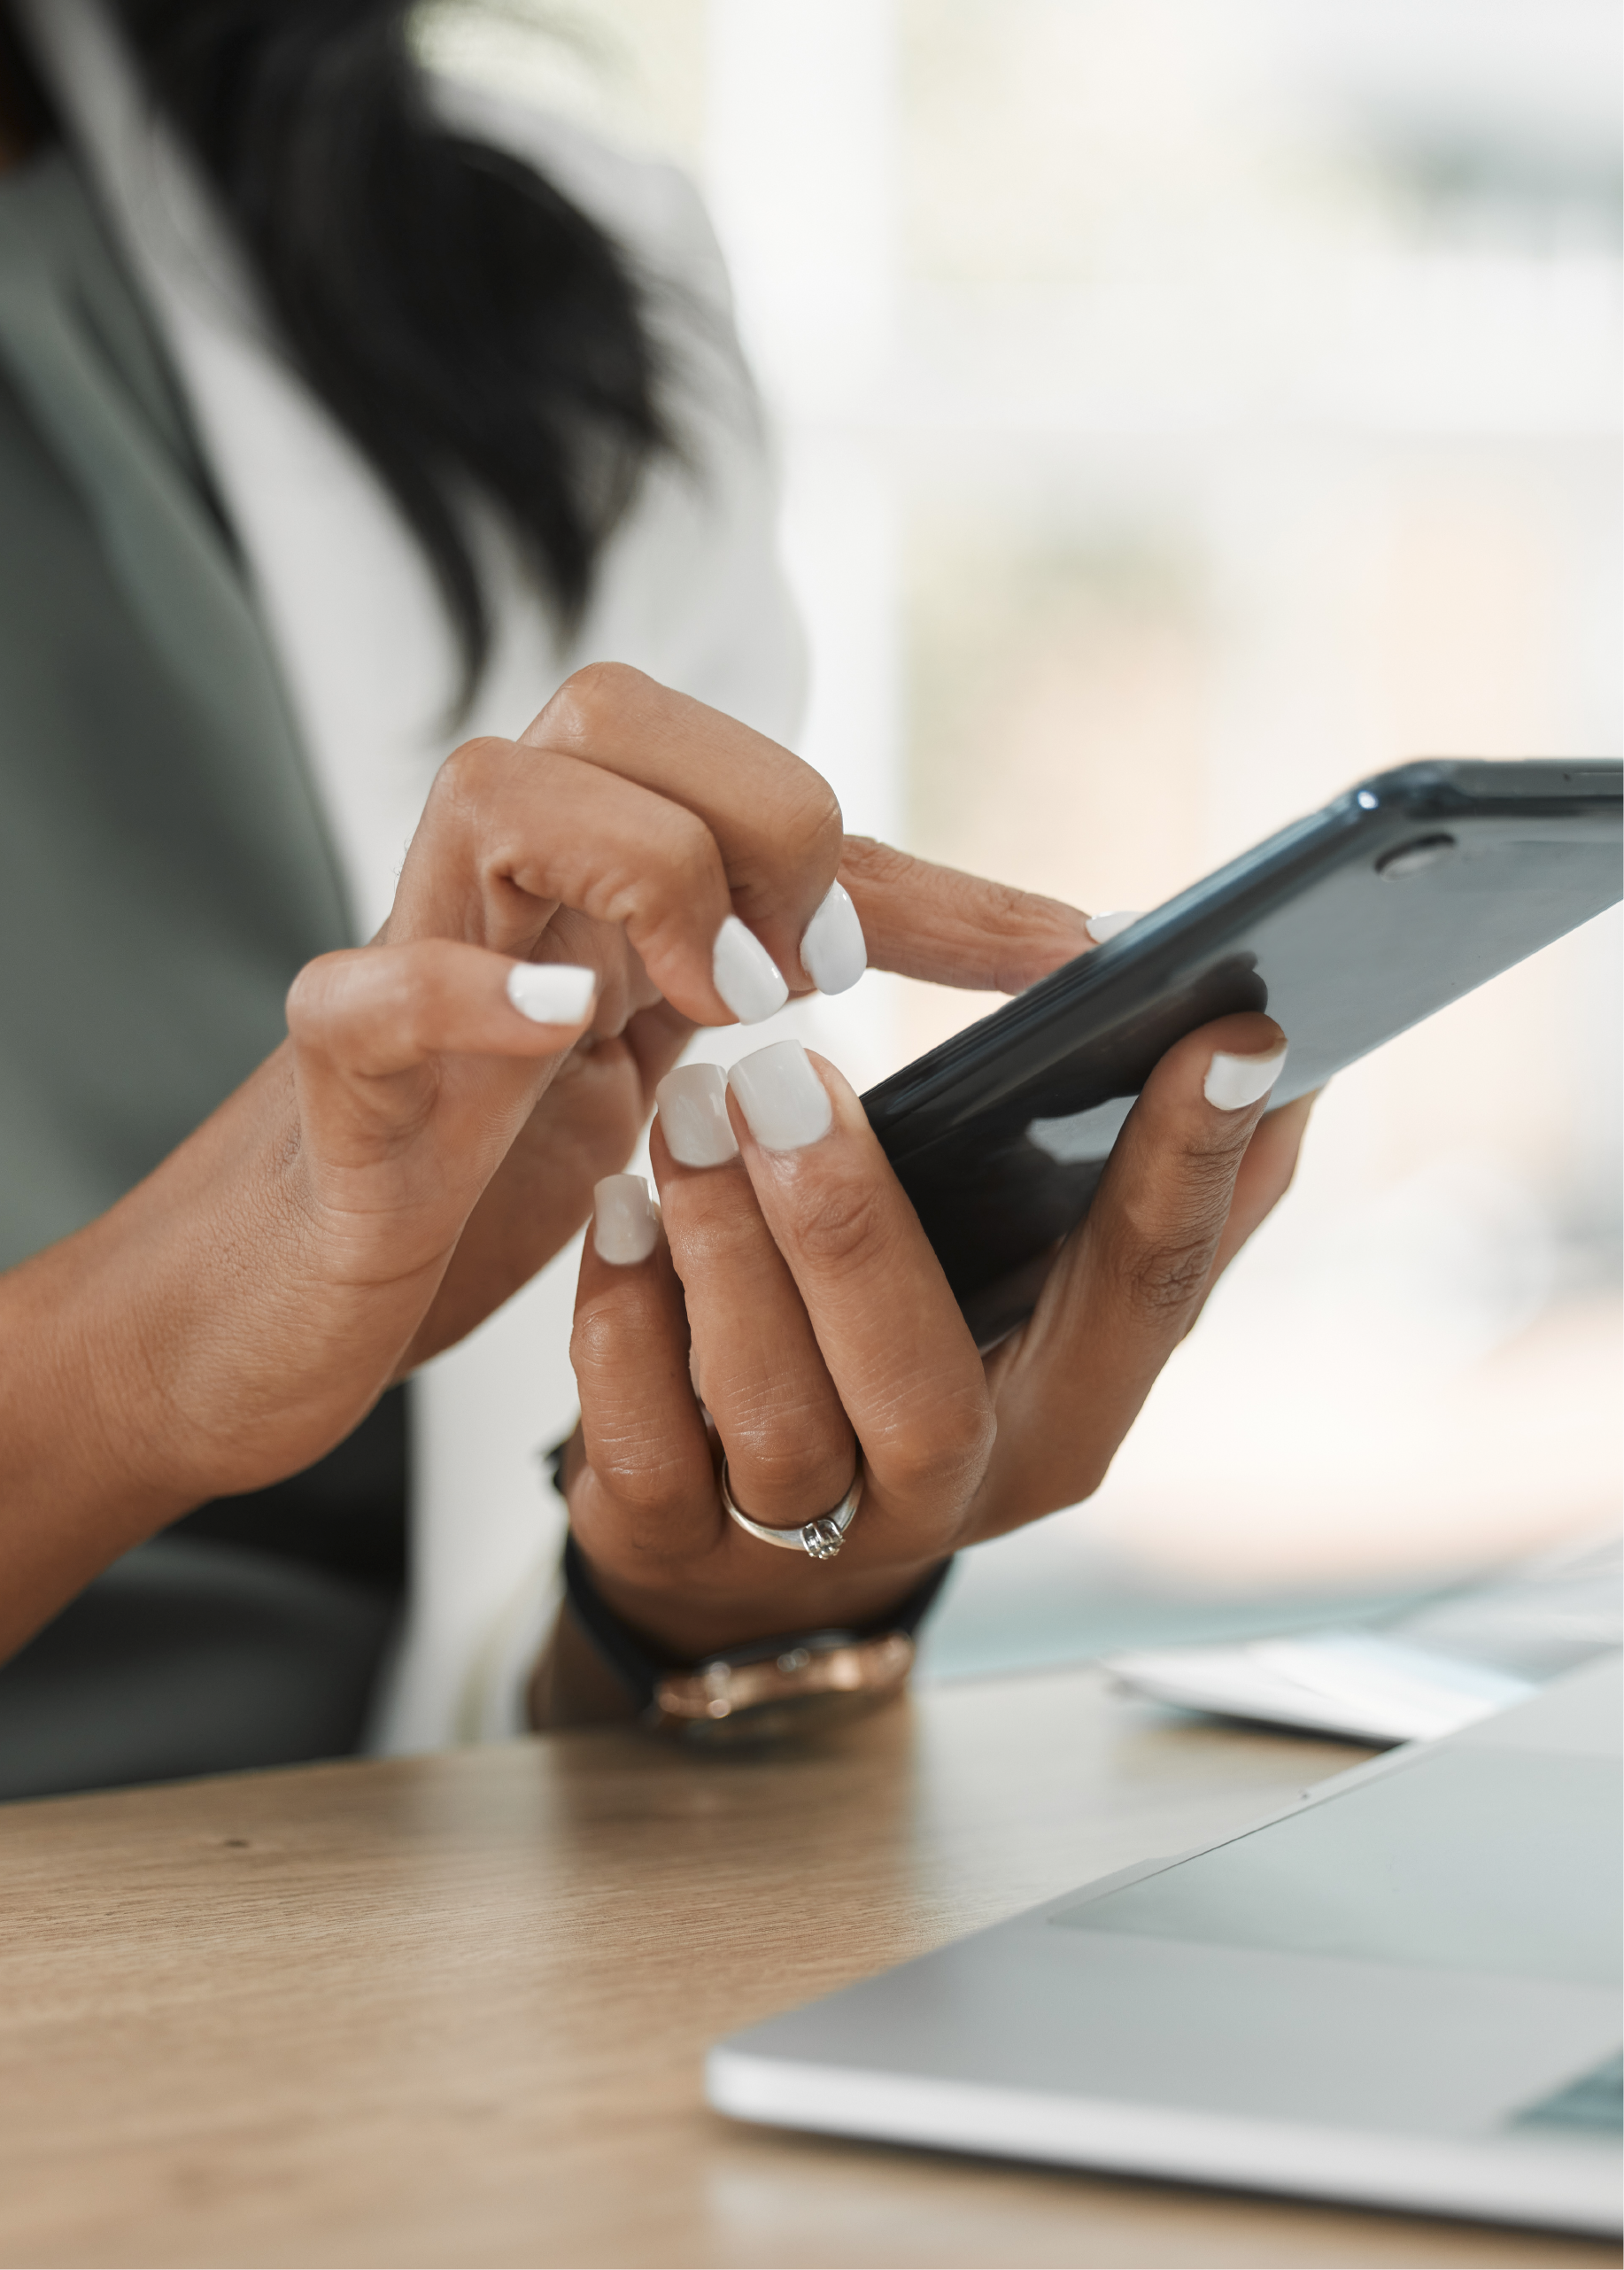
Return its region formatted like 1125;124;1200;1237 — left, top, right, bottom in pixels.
561;1530;954;1734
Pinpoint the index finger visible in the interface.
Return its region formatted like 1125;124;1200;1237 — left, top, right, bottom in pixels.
838;835;1099;994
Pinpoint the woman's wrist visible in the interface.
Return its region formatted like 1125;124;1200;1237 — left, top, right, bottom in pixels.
528;1601;643;1732
529;1531;954;1739
76;1059;406;1494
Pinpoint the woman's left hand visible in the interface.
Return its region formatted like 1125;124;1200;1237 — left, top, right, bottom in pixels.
551;1012;1313;1679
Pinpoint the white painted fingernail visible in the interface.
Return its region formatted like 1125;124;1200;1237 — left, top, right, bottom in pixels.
801;879;867;996
1203;1043;1288;1112
712;914;789;1025
728;1039;833;1153
592;1173;660;1264
506;961;596;1025
656;1063;739;1168
1086;910;1142;944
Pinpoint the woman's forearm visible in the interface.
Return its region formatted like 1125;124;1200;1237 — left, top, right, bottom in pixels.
0;1220;191;1658
0;1046;427;1658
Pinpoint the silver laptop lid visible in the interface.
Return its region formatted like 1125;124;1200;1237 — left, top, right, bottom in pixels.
709;1654;1622;2235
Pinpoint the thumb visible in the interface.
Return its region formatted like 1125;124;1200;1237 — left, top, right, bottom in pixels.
976;1011;1288;1526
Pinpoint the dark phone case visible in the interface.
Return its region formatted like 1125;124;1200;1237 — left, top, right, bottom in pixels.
862;759;1622;1347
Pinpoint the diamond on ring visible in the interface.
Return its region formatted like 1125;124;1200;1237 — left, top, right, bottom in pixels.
720;1459;863;1560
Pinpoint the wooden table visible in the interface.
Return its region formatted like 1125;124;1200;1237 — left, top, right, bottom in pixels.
0;1666;1612;2269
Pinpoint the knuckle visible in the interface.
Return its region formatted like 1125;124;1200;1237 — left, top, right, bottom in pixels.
839;834;901;887
432;734;507;817
658;805;719;892
1120;1224;1220;1317
285;948;379;1048
793;1179;893;1272
568;1301;622;1382
545;661;651;749
986;874;1044;926
780;765;844;866
606;809;720;941
727;1446;852;1525
1102;1123;1246;1320
284;951;343;1035
569;1355;704;1527
726;1396;850;1491
979;881;1084;992
883;1386;994;1497
1156;1131;1247;1212
590;1446;696;1523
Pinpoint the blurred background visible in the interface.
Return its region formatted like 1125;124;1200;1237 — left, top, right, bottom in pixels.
420;0;1621;1675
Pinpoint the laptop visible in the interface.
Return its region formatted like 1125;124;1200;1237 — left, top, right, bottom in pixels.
708;1653;1621;2236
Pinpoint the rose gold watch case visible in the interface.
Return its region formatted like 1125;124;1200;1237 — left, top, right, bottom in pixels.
649;1631;915;1746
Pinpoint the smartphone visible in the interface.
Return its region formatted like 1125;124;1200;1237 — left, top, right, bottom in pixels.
862;759;1622;1347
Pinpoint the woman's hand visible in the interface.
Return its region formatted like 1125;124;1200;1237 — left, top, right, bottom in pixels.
0;666;1087;1656
390;827;1089;1367
545;1014;1311;1695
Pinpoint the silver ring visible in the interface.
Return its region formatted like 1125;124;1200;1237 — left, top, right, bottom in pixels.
720;1458;863;1561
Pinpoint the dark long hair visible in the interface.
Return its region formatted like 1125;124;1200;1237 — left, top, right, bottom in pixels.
108;0;673;702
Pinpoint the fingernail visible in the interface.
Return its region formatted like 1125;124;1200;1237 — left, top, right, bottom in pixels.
1086;910;1142;944
506;961;596;1025
656;1063;739;1168
592;1173;660;1264
713;914;789;1025
727;1039;833;1153
800;879;867;996
1203;1043;1288;1112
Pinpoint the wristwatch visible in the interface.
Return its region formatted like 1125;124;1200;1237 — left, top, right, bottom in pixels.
561;1531;954;1747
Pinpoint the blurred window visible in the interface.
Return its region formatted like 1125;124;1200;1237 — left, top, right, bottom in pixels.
421;0;1621;1639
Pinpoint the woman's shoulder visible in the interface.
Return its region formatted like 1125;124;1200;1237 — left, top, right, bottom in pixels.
426;79;731;314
